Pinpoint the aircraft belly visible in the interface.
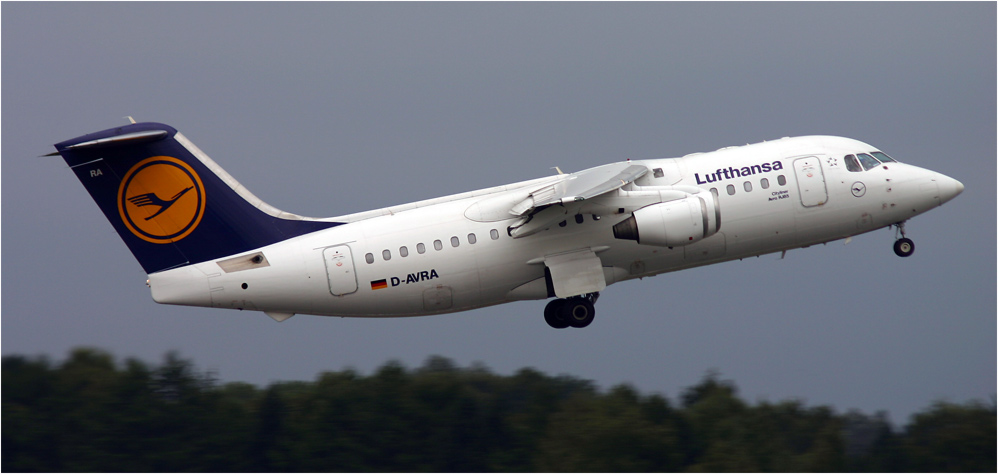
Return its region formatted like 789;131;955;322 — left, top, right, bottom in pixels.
483;258;546;302
682;233;728;262
723;213;796;257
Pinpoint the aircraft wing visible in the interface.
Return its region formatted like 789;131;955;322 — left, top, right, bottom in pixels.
507;162;648;238
511;162;648;215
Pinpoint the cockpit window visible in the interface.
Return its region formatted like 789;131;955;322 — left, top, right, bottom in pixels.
844;154;862;172
846;151;898;172
857;153;880;171
872;151;896;163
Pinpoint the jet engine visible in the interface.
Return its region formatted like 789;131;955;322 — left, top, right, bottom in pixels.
612;191;720;247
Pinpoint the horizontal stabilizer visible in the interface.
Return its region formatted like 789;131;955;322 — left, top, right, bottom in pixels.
63;130;169;151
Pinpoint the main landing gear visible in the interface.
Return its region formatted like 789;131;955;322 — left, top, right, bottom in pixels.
892;221;915;258
544;293;599;329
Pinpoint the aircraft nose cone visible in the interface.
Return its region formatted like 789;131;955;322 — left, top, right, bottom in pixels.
938;175;964;205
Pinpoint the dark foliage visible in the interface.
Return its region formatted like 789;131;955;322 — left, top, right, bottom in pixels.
3;348;995;472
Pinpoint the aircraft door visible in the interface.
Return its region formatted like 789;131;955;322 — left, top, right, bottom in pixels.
793;156;828;207
323;245;358;296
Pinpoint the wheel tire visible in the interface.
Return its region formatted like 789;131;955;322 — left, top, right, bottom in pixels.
562;298;595;328
893;238;915;257
544;299;569;329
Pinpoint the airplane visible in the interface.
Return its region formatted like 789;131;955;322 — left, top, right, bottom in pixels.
50;121;964;329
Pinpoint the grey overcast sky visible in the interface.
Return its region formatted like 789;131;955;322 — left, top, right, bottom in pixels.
3;3;995;424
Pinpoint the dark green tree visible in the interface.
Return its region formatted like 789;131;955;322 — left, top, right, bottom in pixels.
901;401;997;472
3;348;996;472
535;384;682;471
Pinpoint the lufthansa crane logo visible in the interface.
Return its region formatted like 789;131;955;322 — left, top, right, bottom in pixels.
118;156;206;244
851;181;867;198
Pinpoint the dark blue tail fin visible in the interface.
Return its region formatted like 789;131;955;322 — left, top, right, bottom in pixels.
53;122;341;274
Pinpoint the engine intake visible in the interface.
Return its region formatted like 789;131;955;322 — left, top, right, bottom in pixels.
613;193;720;247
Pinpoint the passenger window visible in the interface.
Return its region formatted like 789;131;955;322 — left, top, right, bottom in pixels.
365;253;374;264
417;243;426;254
575;214;584;224
559;220;567;227
777;175;787;186
382;249;391;261
451;236;460;247
872;151;896;163
743;181;752;192
844;154;862;172
710;188;719;199
434;240;443;251
490;229;499;240
400;246;408;258
653;168;665;178
726;184;736;195
857;153;880;171
760;178;770;189
467;233;476;244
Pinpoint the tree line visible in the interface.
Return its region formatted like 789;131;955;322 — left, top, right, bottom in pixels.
3;348;994;472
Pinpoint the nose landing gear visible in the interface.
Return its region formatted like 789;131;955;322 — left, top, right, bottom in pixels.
544;293;599;329
892;222;915;257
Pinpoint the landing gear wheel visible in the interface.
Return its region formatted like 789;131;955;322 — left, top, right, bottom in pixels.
561;297;595;328
893;238;915;258
544;299;569;329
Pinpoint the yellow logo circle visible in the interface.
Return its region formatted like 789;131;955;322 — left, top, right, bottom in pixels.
118;156;206;244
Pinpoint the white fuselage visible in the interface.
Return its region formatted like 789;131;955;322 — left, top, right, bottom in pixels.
148;136;960;319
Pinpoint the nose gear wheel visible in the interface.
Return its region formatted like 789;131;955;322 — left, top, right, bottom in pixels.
894;237;914;257
892;221;915;257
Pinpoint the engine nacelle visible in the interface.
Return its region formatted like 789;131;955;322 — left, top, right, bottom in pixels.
612;192;720;247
